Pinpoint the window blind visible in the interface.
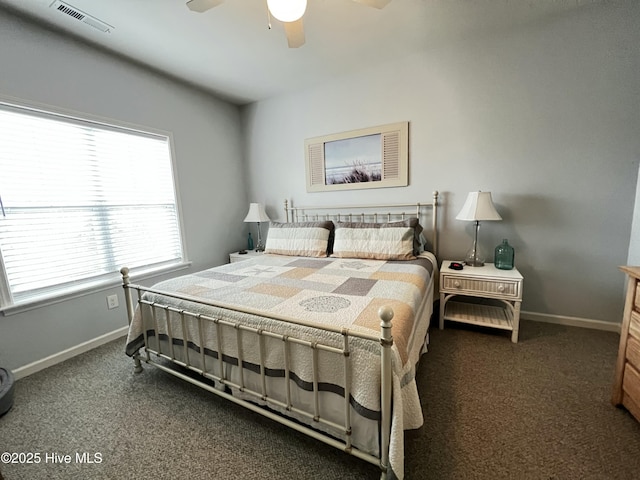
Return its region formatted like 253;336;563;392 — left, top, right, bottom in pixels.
0;102;184;305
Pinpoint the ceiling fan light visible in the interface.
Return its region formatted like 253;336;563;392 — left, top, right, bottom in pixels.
267;0;307;22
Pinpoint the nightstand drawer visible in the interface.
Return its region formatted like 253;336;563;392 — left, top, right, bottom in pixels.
441;275;521;299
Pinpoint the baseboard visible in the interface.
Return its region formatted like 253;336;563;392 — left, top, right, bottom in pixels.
12;326;129;380
521;310;621;334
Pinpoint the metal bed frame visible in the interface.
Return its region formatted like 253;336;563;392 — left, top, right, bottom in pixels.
121;192;439;479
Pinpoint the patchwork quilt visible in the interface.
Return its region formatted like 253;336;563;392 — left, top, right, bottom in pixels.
125;252;436;479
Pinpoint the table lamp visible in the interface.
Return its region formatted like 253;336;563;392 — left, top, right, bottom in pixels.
243;203;270;252
456;191;502;266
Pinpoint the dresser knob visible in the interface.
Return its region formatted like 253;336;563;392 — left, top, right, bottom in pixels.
497;284;505;292
454;281;461;288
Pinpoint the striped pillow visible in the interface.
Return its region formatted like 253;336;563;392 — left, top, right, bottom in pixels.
264;221;334;257
332;219;422;260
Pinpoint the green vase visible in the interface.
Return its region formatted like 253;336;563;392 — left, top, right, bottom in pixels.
494;239;514;270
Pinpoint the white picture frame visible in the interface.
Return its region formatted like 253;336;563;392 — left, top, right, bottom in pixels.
304;121;409;192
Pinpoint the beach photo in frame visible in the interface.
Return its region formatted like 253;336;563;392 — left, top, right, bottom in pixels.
304;121;409;192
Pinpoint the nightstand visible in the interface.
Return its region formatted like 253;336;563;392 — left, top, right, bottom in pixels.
229;250;264;263
439;260;523;342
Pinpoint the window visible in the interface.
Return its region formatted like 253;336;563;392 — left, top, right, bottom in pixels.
0;101;184;309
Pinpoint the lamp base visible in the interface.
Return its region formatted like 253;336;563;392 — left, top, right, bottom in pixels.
463;244;485;267
255;222;266;252
464;220;485;266
464;258;485;267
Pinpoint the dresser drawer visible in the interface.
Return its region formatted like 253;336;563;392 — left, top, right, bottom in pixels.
630;310;640;340
622;391;640;422
623;362;640;414
627;336;640;371
441;275;521;299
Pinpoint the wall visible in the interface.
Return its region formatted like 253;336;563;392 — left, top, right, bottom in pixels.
627;163;640;266
242;1;640;325
0;9;247;372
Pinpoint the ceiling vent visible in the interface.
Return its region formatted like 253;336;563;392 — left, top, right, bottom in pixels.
50;1;114;33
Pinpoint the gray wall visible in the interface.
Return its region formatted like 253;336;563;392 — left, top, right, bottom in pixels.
242;1;640;324
0;10;247;371
628;163;640;266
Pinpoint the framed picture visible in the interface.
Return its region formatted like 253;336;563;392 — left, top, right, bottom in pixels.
304;121;409;192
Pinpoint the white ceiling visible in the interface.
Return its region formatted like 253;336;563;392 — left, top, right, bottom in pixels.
0;0;599;105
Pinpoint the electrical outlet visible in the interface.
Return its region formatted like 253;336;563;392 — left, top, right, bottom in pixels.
106;294;119;310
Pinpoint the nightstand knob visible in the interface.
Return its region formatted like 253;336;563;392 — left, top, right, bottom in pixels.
497;284;505;292
453;280;461;288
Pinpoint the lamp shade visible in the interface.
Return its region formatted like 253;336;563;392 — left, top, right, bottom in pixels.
267;0;307;22
244;203;270;223
455;191;502;222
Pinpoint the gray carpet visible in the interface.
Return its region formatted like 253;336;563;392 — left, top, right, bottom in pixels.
1;320;639;480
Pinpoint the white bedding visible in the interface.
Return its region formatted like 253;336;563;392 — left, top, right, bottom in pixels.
125;252;437;478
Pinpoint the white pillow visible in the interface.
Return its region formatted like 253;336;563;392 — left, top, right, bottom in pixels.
331;219;421;260
264;221;334;257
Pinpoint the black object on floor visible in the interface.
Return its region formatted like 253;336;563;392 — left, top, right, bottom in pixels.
0;367;15;416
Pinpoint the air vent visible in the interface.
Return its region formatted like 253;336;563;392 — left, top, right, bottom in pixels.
50;1;114;33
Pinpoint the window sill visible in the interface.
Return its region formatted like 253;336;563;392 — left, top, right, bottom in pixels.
0;261;192;316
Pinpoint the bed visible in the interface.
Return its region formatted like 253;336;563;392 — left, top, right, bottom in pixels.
122;194;439;479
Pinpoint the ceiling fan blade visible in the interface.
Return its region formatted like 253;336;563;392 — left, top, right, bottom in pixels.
284;19;305;48
353;0;391;9
186;0;224;13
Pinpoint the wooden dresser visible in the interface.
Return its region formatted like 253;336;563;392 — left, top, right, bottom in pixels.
612;266;640;422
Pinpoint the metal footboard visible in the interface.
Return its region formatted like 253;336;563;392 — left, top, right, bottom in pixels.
121;267;395;478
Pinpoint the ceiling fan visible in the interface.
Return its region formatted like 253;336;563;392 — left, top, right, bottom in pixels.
186;0;391;48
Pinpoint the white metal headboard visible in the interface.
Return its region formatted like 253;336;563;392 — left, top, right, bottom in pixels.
283;191;439;258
